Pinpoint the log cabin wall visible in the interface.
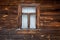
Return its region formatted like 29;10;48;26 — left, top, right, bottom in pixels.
40;0;60;29
0;0;60;40
0;0;60;29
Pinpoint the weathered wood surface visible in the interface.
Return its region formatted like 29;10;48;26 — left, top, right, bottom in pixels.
0;0;60;40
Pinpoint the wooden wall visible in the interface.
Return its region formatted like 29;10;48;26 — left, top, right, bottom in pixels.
0;0;60;29
0;0;60;40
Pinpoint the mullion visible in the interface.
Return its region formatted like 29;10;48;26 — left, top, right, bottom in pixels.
28;14;30;29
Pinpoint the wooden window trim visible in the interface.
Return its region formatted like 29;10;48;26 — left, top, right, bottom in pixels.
18;3;40;29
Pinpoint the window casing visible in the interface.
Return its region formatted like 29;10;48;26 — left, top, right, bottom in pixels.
18;4;40;29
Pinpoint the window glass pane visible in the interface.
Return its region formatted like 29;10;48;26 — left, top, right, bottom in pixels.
22;7;36;13
30;15;36;29
22;15;28;29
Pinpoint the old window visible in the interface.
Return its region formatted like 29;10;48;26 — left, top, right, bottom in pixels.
18;4;40;29
22;7;36;29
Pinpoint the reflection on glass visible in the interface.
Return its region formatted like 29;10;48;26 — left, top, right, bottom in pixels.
22;15;28;29
30;15;36;29
22;7;36;13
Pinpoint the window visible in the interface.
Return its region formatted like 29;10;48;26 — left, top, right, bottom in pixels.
22;7;36;29
18;4;40;29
